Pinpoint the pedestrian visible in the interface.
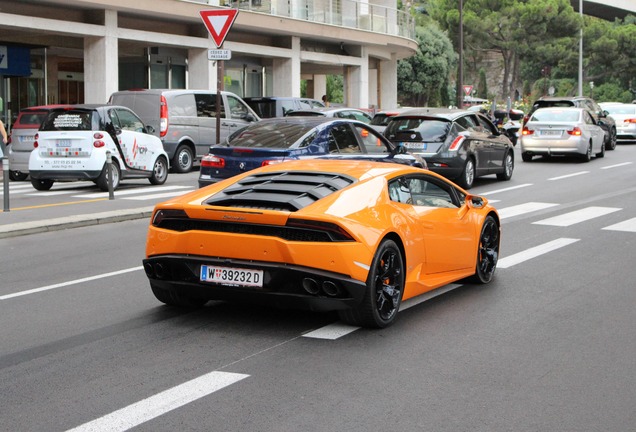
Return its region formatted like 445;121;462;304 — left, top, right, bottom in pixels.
0;119;7;158
322;94;330;107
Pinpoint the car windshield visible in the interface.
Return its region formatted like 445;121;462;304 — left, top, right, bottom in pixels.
531;110;580;122
228;122;315;148
371;114;393;126
385;118;450;142
40;110;99;131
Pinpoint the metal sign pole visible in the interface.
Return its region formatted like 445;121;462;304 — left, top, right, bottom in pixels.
2;156;9;212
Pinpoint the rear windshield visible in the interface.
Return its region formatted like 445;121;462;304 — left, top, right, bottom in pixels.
228;121;315;148
385;118;450;142
531;110;581;122
371;114;392;126
15;111;50;128
285;111;323;117
40;110;100;131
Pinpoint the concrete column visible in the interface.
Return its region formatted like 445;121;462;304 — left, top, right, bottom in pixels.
84;9;118;103
312;74;327;103
188;47;216;90
344;48;368;108
272;36;300;97
378;53;398;109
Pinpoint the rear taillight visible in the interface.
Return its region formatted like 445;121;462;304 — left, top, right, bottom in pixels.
567;127;582;136
33;133;39;148
201;154;225;168
625;118;636;124
448;135;465;151
521;127;534;135
160;95;168;137
93;132;105;147
261;160;284;166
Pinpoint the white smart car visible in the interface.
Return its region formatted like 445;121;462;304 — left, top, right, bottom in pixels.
28;105;169;191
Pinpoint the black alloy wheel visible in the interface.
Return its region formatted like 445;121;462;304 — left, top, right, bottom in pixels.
470;215;499;284
339;239;405;328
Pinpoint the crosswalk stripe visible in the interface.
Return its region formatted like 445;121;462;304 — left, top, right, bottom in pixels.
497;238;580;269
533;206;621;227
603;217;636;233
122;190;194;200
497;202;558;219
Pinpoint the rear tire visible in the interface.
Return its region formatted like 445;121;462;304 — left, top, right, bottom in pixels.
457;157;475;189
172;145;193;173
96;160;121;191
606;127;617;150
496;151;514;181
30;178;54;191
596;141;605;158
581;141;592;162
9;171;29;181
521;152;533;162
338;239;404;329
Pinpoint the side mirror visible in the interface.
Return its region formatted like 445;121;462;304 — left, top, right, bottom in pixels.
145;125;155;134
465;194;486;209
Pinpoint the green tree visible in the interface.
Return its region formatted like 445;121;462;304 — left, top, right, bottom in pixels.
397;24;456;106
476;68;488;99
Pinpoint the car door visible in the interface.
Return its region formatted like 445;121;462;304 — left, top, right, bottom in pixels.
388;175;475;274
456;114;489;175
476;113;507;173
583;110;605;151
109;108;157;171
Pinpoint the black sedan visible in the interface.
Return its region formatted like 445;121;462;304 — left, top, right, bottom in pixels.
198;117;426;187
383;108;514;189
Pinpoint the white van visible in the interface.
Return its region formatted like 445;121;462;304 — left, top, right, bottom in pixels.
28;105;169;191
109;89;260;173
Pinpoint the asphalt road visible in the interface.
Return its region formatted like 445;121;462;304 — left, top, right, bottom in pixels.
1;143;636;431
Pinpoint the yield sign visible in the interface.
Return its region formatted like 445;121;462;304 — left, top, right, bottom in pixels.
463;85;474;96
199;9;239;48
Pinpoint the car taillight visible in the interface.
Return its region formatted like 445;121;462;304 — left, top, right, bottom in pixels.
625;118;636;124
261;160;284;166
160;95;168;137
93;141;105;148
567;127;582;136
521;127;534;135
448;135;465;151
33;133;39;148
201;154;225;168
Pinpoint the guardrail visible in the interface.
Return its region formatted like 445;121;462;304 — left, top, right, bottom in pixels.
188;0;416;40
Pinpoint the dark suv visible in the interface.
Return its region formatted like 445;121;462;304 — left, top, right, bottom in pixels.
526;97;617;150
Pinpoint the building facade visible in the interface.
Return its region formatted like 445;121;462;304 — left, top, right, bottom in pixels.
0;0;418;126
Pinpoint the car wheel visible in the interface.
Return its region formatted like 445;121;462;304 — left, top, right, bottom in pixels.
172;145;193;173
338;239;404;329
521;152;533;162
496;151;514;181
606;127;617;150
458;157;475;189
9;171;29;181
96;160;121;191
150;283;207;308
581;141;592;162
596;141;605;158
149;156;169;185
30;178;54;191
468;215;499;284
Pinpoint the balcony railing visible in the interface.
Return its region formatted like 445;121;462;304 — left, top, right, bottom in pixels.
187;0;416;40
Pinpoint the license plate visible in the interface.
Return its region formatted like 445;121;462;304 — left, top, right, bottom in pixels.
56;139;72;147
19;135;35;143
200;265;263;288
402;142;426;150
540;130;561;136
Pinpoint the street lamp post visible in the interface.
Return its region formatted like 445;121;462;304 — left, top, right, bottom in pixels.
457;0;464;108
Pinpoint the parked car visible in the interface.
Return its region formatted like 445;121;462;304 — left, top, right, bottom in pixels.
198;117;426;187
6;105;68;181
599;103;636;142
383;108;514;189
369;107;414;133
243;96;325;118
285;107;373;123
28;105;169;191
145;159;501;328
525;96;617;150
109;89;260;173
519;107;605;162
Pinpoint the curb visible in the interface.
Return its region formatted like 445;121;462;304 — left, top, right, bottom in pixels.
0;207;155;239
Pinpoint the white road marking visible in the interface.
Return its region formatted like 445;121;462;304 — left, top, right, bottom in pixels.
302;323;360;339
66;371;249;432
548;171;589;181
122;190;194;200
479;183;533;196
76;185;191;199
603;217;636;233
497;238;580;269
0;266;142;300
497;202;559;219
601;162;633;169
533;206;621;227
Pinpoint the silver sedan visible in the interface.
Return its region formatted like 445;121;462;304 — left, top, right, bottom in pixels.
602;103;636;142
520;107;606;162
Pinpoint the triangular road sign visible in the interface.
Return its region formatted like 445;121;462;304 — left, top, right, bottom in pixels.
199;9;239;48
